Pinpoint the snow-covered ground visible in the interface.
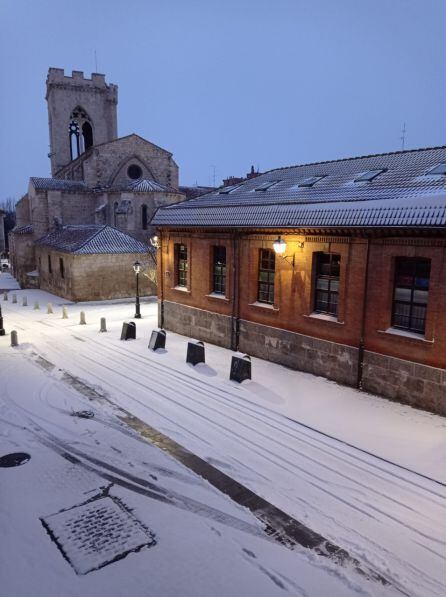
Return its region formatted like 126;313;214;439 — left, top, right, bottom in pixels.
1;277;445;597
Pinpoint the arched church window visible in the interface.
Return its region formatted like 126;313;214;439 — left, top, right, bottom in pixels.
82;122;93;151
142;204;149;230
69;106;93;160
127;164;143;179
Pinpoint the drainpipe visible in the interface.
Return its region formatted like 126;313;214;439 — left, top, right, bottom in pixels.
357;236;371;389
231;230;241;351
159;230;165;329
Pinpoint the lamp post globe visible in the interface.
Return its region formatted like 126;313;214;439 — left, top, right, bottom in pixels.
133;261;142;319
273;236;287;255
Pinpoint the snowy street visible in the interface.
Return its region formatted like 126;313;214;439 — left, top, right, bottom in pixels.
1;278;445;597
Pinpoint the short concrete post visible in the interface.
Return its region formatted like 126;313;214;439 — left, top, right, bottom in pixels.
47;302;53;314
62;306;68;319
3;292;8;301
33;301;40;310
100;317;107;333
80;311;86;325
12;294;17;304
22;296;27;307
10;330;18;347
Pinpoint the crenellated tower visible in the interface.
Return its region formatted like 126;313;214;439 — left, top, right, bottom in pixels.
46;68;118;175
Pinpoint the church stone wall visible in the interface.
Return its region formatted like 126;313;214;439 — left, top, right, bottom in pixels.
36;246;156;302
81;135;179;189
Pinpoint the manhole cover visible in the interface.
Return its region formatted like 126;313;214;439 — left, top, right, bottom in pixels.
41;496;156;574
0;452;31;468
71;410;94;419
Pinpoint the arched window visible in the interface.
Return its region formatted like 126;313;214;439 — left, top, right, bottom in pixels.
142;204;148;230
82;121;93;151
69;106;93;160
113;201;118;227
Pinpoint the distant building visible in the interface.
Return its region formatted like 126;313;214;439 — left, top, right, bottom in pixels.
152;146;446;416
11;68;185;295
0;210;5;255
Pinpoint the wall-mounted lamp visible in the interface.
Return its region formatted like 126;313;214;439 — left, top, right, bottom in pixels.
150;235;160;249
272;236;304;268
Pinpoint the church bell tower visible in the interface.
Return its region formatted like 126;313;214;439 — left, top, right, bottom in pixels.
46;68;118;175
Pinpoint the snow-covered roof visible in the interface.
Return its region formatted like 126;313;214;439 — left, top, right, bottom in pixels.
35;225;150;255
30;178;88;192
152;146;446;229
110;178;172;193
12;224;34;234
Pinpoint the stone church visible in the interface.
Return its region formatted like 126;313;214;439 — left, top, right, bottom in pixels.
10;68;185;299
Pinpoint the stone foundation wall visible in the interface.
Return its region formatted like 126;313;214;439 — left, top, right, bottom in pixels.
238;319;358;387
162;301;232;348
362;351;446;415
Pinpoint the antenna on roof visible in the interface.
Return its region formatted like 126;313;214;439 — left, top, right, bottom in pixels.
94;49;98;72
210;165;217;187
400;122;406;151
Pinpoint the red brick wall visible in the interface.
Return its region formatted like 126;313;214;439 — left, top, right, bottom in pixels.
158;230;446;369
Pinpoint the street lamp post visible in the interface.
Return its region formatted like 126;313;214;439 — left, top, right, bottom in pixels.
133;261;142;319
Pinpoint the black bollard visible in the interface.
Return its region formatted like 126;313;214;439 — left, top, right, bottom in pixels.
149;329;166;351
230;354;252;383
0;305;5;336
120;321;136;340
186;340;205;365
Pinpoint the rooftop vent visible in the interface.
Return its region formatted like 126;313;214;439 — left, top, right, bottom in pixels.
297;175;325;188
426;163;446;176
354;168;387;182
254;180;280;192
218;183;243;194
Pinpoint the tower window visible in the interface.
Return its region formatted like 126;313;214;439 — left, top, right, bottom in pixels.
127;164;143;180
69;106;93;160
82;122;93;151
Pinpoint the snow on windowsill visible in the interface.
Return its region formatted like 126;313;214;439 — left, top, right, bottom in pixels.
305;312;343;324
379;327;434;344
172;285;190;294
206;292;230;302
249;301;279;311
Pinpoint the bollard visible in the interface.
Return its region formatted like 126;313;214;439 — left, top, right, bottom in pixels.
47;302;53;314
0;306;5;336
230;354;252;383
121;321;136;340
80;311;86;325
186;340;205;365
34;301;40;310
62;306;68;319
3;292;8;301
12;294;17;304
10;330;18;347
22;296;27;307
149;329;166;351
100;317;107;333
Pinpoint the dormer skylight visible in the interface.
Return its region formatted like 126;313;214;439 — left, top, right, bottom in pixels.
354;168;387;183
218;183;243;194
254;180;280;191
298;175;325;187
426;163;446;176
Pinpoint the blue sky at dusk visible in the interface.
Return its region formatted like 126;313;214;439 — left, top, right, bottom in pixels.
1;0;445;199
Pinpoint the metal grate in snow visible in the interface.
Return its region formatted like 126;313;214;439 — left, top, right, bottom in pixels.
42;496;156;575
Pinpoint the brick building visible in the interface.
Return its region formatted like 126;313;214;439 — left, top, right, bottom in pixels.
152;147;446;415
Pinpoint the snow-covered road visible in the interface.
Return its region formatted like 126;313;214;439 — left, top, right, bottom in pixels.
1;286;445;596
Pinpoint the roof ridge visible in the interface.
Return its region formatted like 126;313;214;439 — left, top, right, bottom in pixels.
262;144;446;176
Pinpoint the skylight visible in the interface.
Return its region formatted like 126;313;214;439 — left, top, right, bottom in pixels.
426;163;446;176
354;168;387;182
254;180;279;191
298;175;325;187
218;183;243;194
